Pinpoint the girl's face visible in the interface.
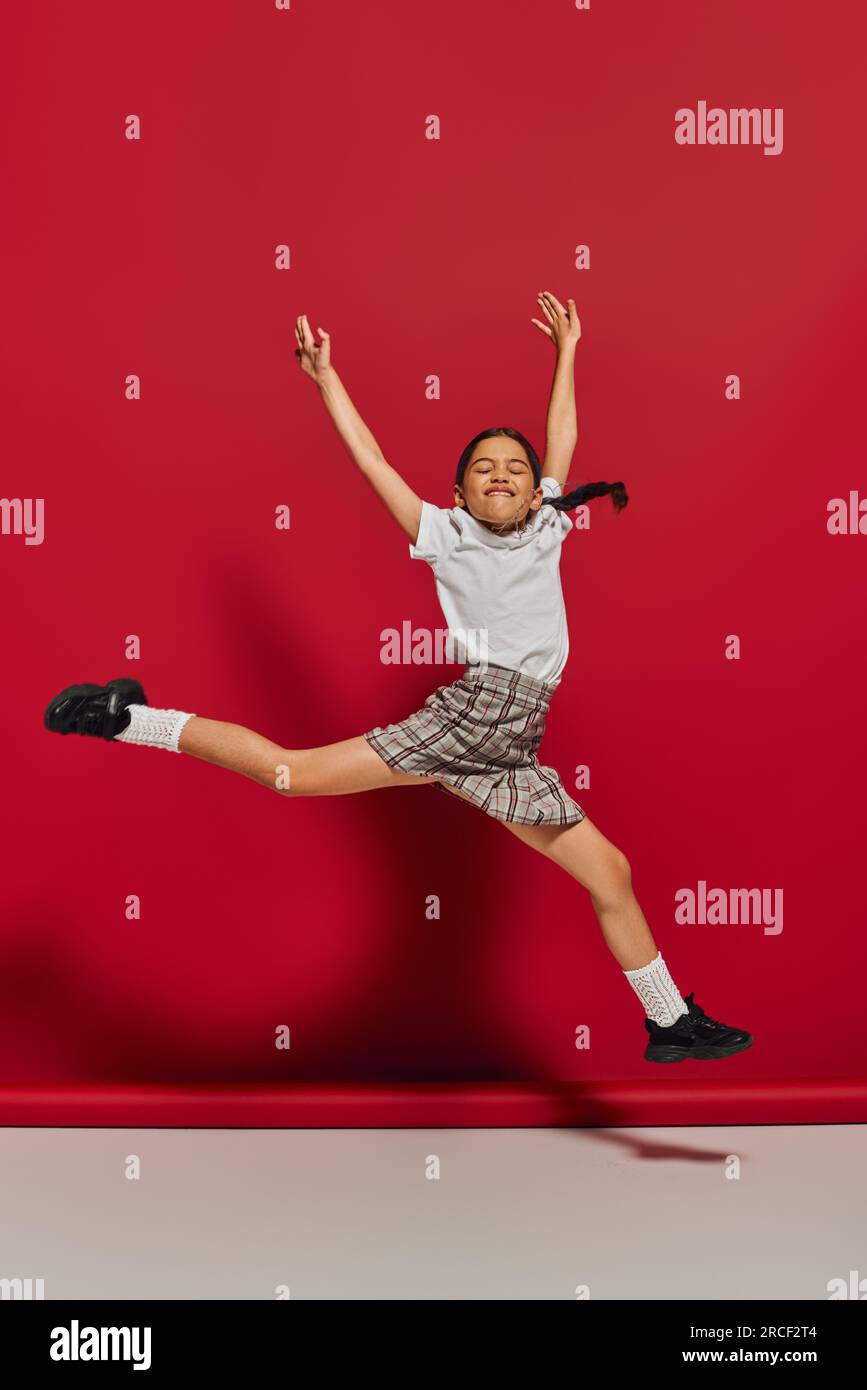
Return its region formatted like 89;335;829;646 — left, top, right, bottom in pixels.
454;439;543;533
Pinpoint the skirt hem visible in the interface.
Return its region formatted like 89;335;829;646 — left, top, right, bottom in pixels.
363;728;586;829
435;777;585;827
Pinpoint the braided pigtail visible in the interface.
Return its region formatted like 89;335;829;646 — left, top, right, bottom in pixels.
543;480;628;513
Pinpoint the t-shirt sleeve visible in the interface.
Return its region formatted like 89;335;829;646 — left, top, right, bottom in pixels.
408;501;459;567
539;476;574;538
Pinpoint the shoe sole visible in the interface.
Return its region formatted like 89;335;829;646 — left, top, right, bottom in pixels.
644;1037;754;1063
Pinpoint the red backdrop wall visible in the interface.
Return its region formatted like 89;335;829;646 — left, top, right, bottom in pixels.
2;0;866;1124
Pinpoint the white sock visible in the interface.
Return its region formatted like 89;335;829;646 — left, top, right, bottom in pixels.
113;704;195;753
623;951;689;1026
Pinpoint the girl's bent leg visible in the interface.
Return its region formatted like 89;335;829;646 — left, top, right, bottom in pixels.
499;813;659;971
178;717;438;797
440;786;690;1024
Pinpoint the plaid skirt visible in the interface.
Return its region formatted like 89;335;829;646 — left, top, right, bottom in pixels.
363;662;586;827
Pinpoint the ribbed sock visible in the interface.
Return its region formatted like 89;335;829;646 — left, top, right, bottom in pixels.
113;704;195;753
623;951;689;1026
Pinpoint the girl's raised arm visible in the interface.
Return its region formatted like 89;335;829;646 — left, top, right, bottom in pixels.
530;292;581;489
294;314;423;544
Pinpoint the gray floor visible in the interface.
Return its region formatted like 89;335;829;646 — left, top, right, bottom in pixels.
1;1124;863;1300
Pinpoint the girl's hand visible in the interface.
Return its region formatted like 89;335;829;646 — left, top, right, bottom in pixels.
531;292;581;350
294;313;332;380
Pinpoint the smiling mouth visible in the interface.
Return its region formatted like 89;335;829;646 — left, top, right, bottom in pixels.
486;488;514;496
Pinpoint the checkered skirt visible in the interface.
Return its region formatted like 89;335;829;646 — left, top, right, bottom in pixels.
363;663;585;827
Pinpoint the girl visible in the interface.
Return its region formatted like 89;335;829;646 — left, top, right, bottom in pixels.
44;293;752;1064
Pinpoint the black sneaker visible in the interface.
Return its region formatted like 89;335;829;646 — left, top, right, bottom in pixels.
43;677;147;740
644;991;753;1063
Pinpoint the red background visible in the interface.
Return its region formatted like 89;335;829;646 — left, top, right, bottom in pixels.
2;1;866;1119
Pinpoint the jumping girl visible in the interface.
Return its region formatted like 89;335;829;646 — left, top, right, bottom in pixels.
44;292;752;1064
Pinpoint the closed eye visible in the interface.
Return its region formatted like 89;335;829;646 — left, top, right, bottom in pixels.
471;460;531;474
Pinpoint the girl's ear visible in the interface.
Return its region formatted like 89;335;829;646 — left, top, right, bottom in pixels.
527;485;544;511
453;486;466;508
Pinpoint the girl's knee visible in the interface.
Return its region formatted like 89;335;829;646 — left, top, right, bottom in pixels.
590;846;632;908
613;847;631;883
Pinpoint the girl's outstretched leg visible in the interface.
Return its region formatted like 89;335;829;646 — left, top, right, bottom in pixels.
178;718;437;797
43;677;438;797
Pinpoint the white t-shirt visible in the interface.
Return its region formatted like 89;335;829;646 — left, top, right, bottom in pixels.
408;475;574;684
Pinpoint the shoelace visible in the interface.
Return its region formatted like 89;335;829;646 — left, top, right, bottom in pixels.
684;994;726;1032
